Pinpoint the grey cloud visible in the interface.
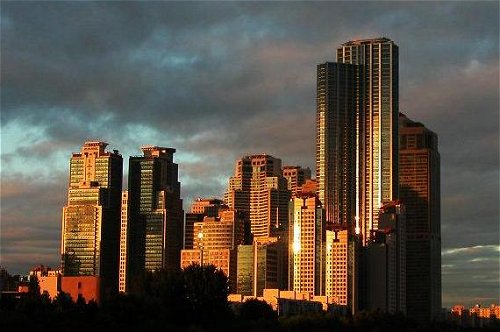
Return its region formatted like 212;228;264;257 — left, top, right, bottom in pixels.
1;175;66;273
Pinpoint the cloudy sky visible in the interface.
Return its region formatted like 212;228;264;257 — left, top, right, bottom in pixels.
1;2;498;307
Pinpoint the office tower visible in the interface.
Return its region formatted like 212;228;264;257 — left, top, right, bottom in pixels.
181;209;247;290
366;201;406;314
225;154;291;291
224;157;252;214
337;37;399;244
289;193;325;295
236;238;279;296
118;191;128;293
127;146;184;280
399;113;441;322
225;154;290;239
282;166;312;197
316;62;358;229
325;227;348;306
184;198;225;249
61;141;123;295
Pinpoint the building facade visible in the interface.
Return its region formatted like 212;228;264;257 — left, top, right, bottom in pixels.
127;146;184;284
181;209;247;290
365;201;406;314
282;166;312;197
399;113;441;321
337;38;399;244
225;154;290;239
61;141;123;296
118;191;128;292
236;238;280;297
184;198;225;249
316;62;358;229
289;194;325;295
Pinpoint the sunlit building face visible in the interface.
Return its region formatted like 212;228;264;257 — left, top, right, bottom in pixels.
337;38;399;244
61;141;123;294
290;195;325;296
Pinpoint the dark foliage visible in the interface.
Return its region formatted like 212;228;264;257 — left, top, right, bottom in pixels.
0;274;498;332
238;299;277;321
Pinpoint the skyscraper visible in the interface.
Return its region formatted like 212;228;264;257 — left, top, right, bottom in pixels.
399;113;441;321
181;209;247;290
118;190;128;293
282;166;312;197
366;201;406;314
316;62;358;229
236;238;280;296
289;193;325;295
225;154;291;291
325;227;349;305
127;146;184;281
184;198;225;250
225;154;290;239
61;141;123;295
337;37;399;244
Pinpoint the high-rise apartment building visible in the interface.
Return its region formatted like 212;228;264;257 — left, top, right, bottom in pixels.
366;201;406;314
61;141;123;295
289;193;325;295
316;62;358;229
127;146;184;281
337;37;399;244
399;113;441;321
282;166;312;197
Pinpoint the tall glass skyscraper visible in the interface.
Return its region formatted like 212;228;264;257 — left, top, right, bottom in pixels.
317;38;399;314
337;37;399;244
316;62;358;230
127;146;184;282
61;141;123;294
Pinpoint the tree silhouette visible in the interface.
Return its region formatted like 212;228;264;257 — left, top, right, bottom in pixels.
183;264;231;323
238;299;277;321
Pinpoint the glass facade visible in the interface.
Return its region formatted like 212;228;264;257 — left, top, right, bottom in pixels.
61;141;123;294
336;38;399;245
127;146;184;282
316;62;357;229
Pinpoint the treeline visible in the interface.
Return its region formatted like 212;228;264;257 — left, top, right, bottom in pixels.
0;265;497;332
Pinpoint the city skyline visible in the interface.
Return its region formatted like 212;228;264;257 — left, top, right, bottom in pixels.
1;2;498;308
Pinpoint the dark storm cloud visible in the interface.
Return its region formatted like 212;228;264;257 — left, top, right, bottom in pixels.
1;1;498;305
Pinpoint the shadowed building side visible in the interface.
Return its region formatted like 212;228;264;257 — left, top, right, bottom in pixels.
399;113;441;322
127;146;184;289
